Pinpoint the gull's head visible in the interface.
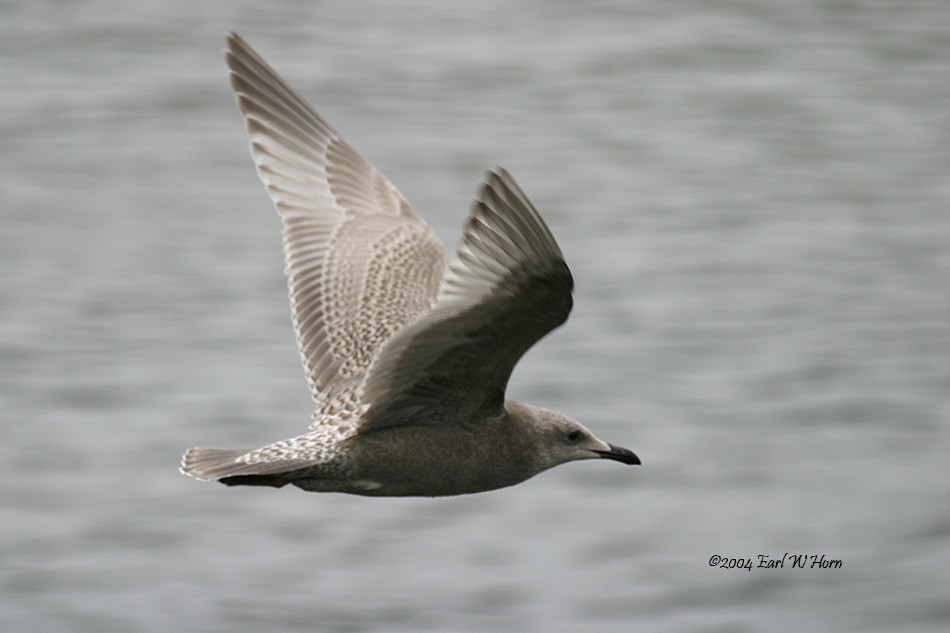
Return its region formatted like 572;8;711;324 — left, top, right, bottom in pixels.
509;401;640;473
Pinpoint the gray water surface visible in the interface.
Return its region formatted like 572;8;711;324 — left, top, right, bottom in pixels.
2;1;948;632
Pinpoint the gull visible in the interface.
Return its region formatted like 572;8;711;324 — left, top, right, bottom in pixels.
179;33;639;497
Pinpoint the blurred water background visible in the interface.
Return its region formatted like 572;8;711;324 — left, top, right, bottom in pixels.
1;1;948;631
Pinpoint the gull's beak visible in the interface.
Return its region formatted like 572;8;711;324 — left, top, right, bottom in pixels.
593;443;641;465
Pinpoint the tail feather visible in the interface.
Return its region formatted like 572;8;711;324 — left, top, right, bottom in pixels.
180;446;319;482
180;447;255;480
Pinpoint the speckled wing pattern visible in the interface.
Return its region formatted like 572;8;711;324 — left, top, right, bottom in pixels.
181;36;577;483
359;169;574;431
225;33;446;412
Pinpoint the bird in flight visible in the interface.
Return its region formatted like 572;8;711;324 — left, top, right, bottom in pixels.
179;33;639;497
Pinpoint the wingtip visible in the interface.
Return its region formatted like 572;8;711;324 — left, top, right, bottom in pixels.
225;31;243;47
490;166;512;181
481;168;530;204
224;32;243;67
476;168;514;207
224;32;256;64
482;167;510;190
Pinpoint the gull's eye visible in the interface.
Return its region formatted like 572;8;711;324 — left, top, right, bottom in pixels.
567;430;584;443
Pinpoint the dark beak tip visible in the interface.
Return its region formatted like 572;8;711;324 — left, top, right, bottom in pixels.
598;444;641;466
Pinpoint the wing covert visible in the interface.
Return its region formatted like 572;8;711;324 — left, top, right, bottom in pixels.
358;169;573;431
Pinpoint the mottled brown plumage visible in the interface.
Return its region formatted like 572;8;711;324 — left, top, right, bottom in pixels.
179;33;638;497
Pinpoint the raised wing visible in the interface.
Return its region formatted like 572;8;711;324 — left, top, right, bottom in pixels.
358;169;573;431
226;33;446;403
